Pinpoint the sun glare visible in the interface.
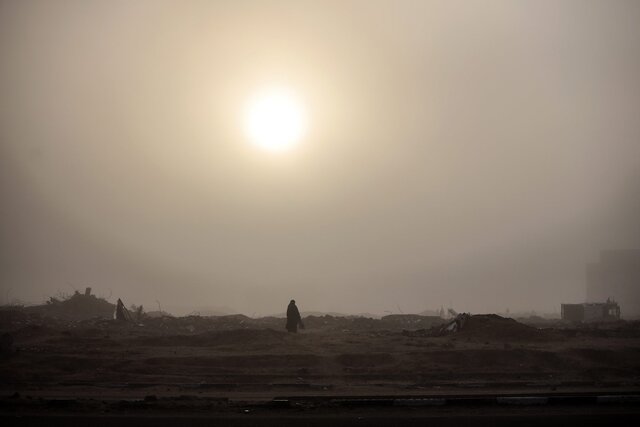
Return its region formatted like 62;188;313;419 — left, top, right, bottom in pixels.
244;87;307;152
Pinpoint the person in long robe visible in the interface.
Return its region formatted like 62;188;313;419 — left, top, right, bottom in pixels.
286;299;304;333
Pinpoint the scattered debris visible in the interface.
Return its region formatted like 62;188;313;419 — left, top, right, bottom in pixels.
439;313;471;334
380;314;443;329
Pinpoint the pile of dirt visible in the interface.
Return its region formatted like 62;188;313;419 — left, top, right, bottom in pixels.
516;315;562;327
406;313;555;341
451;314;552;340
25;292;115;321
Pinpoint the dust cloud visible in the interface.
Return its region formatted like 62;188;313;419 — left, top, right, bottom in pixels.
1;1;639;316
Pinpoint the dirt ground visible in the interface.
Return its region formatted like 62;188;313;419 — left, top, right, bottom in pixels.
1;309;639;401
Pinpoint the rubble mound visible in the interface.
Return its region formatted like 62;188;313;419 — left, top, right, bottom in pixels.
26;292;115;321
456;314;548;340
415;313;554;341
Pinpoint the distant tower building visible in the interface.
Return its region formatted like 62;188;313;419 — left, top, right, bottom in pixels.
586;250;640;318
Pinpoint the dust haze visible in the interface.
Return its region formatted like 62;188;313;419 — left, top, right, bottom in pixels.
1;0;639;316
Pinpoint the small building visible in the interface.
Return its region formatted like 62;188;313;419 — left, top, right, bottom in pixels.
561;299;621;322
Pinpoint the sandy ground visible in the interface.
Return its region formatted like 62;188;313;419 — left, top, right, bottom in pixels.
2;310;639;403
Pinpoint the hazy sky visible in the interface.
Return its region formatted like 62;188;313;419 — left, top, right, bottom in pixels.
1;0;639;315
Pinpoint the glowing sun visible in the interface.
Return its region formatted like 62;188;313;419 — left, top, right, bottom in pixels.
244;87;307;152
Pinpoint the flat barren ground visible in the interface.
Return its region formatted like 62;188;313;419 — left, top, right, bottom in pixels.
2;311;640;425
2;310;639;401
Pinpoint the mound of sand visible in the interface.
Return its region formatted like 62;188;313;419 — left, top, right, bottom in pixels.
25;292;115;321
406;313;555;341
452;314;550;340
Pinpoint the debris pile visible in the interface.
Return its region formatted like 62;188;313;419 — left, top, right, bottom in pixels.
25;288;115;321
438;312;472;334
405;313;554;341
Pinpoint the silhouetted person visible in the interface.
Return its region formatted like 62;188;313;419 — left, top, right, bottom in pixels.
286;299;304;333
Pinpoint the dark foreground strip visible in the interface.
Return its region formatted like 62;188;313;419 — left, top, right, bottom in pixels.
287;393;640;407
2;412;640;427
2;394;640;426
